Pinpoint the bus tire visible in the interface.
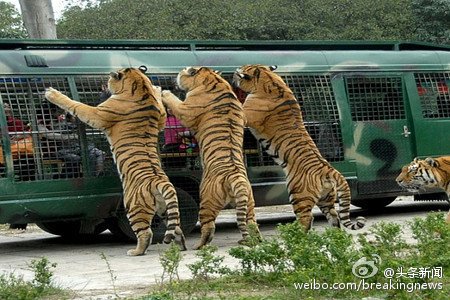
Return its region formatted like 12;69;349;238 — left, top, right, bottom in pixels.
36;219;108;239
351;196;396;210
108;187;199;243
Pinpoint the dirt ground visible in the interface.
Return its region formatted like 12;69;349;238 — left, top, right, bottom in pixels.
0;197;448;299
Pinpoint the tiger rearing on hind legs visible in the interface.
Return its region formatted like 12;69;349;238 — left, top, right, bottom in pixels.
234;64;366;231
162;66;260;250
44;66;186;256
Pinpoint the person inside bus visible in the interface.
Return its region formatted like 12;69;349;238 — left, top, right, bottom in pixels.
65;113;106;177
2;103;35;230
37;107;106;178
5;103;27;133
1;103;35;181
37;105;82;178
161;108;197;167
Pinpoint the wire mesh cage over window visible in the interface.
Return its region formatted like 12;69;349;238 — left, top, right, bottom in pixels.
285;74;344;162
346;76;405;121
0;72;346;181
414;72;450;118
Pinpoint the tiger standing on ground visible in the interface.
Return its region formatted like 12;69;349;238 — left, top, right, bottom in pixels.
233;64;365;231
397;157;450;224
161;66;260;249
44;66;186;256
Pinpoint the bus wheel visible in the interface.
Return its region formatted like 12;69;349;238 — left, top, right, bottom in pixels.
107;187;199;244
351;196;396;210
35;219;108;238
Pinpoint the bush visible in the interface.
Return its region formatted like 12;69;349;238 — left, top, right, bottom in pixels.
148;213;450;299
187;245;231;281
0;257;62;300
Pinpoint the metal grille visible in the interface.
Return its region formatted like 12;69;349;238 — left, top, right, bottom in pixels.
285;74;343;162
0;76;79;180
346;76;405;121
74;75;115;176
224;74;344;165
0;73;345;180
414;72;450;118
150;74;201;170
0;77;37;181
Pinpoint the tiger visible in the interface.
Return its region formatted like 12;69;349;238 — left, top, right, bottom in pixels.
396;157;450;224
44;66;186;256
233;64;366;231
161;66;259;249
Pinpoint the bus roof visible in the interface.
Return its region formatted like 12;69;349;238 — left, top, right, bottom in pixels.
0;39;449;51
0;39;449;74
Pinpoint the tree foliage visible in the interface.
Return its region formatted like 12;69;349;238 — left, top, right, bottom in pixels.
55;0;419;41
412;0;450;44
0;1;27;38
1;0;449;44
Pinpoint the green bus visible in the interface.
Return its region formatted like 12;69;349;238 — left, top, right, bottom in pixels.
0;39;449;241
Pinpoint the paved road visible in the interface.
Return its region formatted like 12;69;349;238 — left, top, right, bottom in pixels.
0;197;448;299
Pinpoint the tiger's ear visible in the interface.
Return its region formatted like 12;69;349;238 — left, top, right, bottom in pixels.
237;73;252;80
109;72;121;80
214;70;222;75
187;67;198;76
269;65;278;71
138;65;148;74
425;157;438;167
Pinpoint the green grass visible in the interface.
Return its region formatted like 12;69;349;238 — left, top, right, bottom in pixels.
0;257;67;300
144;212;450;300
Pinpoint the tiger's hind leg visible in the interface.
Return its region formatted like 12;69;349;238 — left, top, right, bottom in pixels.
128;227;152;256
317;190;340;228
193;202;221;250
243;187;262;244
126;199;154;256
235;193;250;245
154;182;187;251
291;193;316;231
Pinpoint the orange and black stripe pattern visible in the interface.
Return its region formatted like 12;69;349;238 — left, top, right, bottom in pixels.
397;157;450;223
45;66;186;255
162;67;259;249
234;64;365;231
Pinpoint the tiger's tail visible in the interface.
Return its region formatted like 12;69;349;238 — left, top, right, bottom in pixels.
336;174;366;230
155;182;187;250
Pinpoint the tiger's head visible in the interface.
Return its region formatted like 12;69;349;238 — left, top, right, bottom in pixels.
108;65;153;96
176;66;225;92
396;157;443;193
233;64;281;94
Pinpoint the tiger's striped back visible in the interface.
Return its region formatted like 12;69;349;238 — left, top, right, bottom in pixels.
45;67;186;255
234;64;365;231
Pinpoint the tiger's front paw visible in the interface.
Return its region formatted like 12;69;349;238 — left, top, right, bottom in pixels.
161;90;174;105
44;87;62;101
153;85;162;101
153;85;162;94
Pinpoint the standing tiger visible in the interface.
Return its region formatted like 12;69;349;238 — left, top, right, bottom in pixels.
44;66;186;255
396;157;450;223
161;66;259;249
233;64;366;231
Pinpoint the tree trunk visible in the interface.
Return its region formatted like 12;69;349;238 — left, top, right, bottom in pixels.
19;0;57;39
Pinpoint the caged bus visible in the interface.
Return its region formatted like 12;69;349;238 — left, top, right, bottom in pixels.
0;39;449;241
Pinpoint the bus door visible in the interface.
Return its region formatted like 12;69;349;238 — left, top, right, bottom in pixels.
342;74;416;195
